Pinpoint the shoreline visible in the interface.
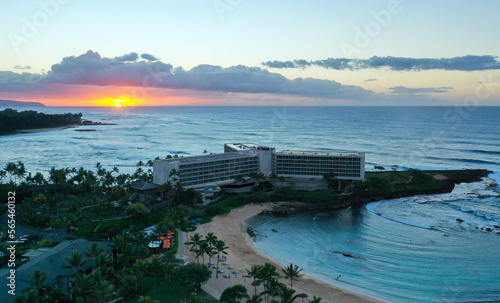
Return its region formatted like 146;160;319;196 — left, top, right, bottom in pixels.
14;125;77;134
186;202;385;303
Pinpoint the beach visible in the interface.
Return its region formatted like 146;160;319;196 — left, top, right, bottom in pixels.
14;125;77;134
183;203;384;303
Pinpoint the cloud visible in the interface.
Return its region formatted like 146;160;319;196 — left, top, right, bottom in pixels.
140;53;160;61
114;52;139;62
389;86;453;94
13;65;31;70
44;50;173;86
261;60;296;68
34;50;375;100
365;78;378;82
262;55;500;71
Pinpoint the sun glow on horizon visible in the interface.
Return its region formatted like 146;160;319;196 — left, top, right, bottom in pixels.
93;95;140;107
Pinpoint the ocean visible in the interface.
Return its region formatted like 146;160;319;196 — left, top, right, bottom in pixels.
1;106;500;302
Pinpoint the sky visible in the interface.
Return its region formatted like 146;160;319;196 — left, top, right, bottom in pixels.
0;0;499;106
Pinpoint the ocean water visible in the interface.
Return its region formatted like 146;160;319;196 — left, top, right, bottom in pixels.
1;106;500;302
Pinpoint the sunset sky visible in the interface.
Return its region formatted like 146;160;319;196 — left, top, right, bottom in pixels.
1;0;499;106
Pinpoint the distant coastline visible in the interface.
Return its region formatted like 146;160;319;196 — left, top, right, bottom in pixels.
0;108;116;136
0;99;45;107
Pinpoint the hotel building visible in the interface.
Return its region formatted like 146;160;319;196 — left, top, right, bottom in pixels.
153;143;365;188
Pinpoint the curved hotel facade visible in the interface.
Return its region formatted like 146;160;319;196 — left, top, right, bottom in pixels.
153;143;365;188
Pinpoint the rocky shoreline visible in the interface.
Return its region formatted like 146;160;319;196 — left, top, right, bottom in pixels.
263;169;493;217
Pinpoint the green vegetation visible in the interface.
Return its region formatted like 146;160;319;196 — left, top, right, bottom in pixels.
357;168;441;197
0;108;82;135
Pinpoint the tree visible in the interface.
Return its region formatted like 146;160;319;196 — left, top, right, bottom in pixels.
246;264;263;295
138;296;159;303
94;280;117;303
163;263;178;302
182;292;203;303
214;240;228;278
4;162;17;183
71;273;96;301
308;296;322;303
282;263;303;289
126;203;150;218
85;242;104;270
61;251;88;272
220;284;249;302
322;172;338;190
177;262;212;292
234;175;245;183
148;255;165;294
46;285;66;302
29;269;48;292
277;286;301;303
247;294;264;303
374;165;385;171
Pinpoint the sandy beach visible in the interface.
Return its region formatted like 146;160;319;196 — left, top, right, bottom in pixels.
182;203;384;303
15;125;77;133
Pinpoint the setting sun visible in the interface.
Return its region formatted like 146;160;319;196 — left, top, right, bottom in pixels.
93;95;140;107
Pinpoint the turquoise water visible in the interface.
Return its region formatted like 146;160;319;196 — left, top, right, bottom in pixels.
247;179;500;303
1;106;499;302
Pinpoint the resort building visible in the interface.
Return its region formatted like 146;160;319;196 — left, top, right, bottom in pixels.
274;150;365;181
153;152;258;187
153;143;365;188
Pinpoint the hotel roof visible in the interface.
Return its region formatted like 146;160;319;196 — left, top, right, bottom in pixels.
277;150;365;157
155;151;256;164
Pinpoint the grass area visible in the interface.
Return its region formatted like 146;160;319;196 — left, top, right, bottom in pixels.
134;279;218;303
95;217;126;233
363;169;441;195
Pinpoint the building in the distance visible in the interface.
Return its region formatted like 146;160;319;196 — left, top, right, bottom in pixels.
153;143;365;188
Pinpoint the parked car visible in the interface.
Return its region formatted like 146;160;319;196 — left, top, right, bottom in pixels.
66;227;78;232
223;274;231;278
218;270;225;273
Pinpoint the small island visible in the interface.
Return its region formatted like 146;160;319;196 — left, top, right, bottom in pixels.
0;108;116;135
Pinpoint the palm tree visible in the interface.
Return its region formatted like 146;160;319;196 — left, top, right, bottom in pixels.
46;285;66;302
14;161;26;184
61;251;88;272
84;242;104;270
71;273;96;301
308;296;322;303
138;296;159;303
205;233;218;265
164;263;178;302
29;269;48;292
4;162;17;184
196;241;209;264
214;240;228;278
282;263;303;289
277;286;301;303
95;252;113;276
94;279;117;303
247;294;264;303
246;264;263;295
262;278;284;303
189;233;202;252
259;263;280;285
130;260;148;296
0;169;6;184
148;255;165;294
